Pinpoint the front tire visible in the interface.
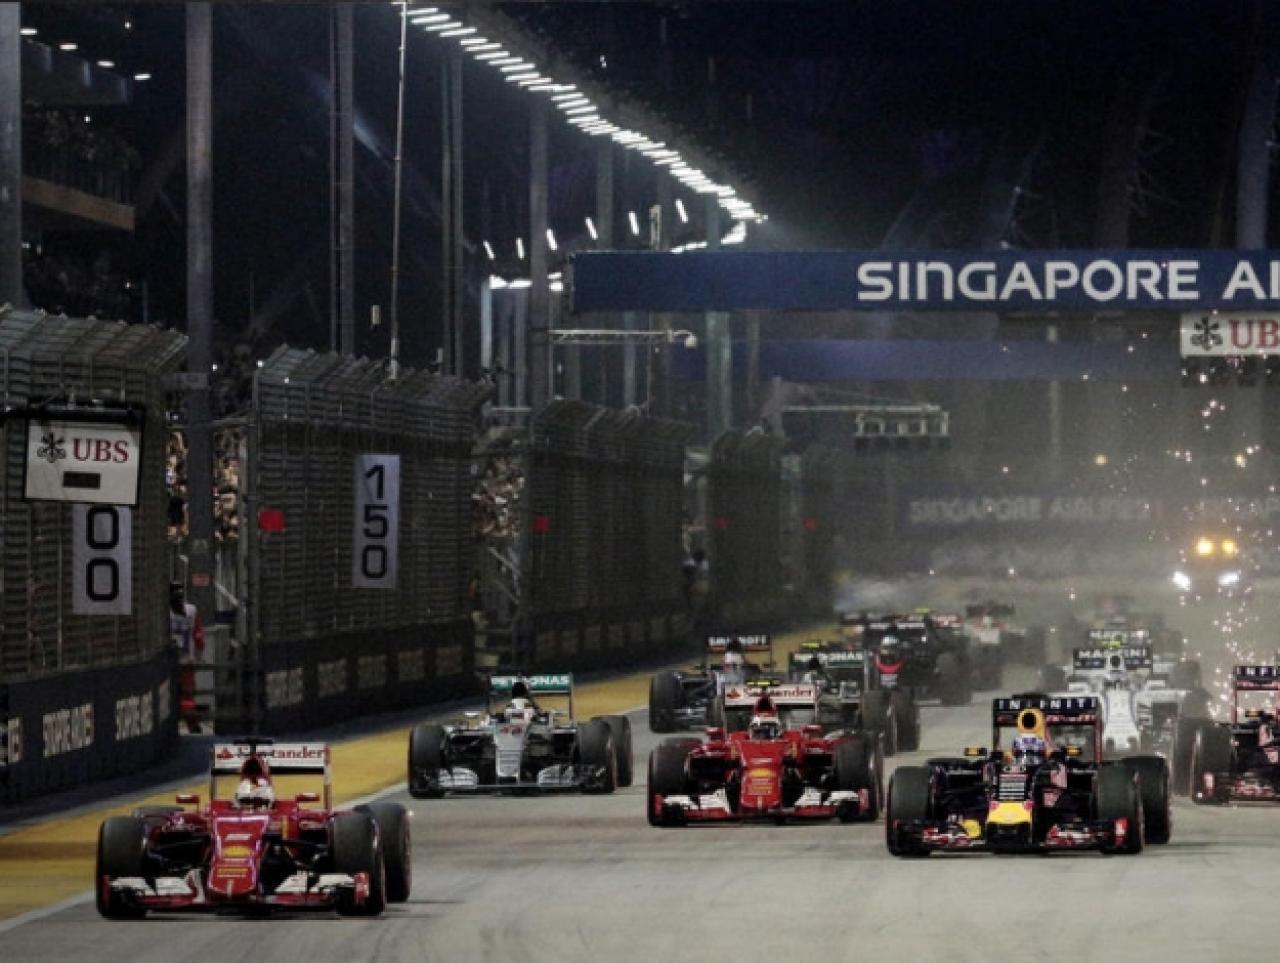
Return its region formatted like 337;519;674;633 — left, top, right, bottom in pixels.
860;689;894;755
1120;756;1171;844
1095;766;1144;854
649;671;682;733
647;744;689;827
833;735;880;822
332;812;387;916
576;719;618;794
1190;725;1233;805
885;766;932;857
892;690;920;751
96;816;148;919
599;714;634;787
408;723;447;799
356;803;412;903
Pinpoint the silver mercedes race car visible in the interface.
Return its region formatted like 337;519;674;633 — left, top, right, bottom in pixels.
407;673;632;796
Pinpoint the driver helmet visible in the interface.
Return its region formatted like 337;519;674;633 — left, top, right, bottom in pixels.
879;634;901;660
807;655;823;672
749;713;781;741
1010;733;1046;768
235;777;275;809
723;647;745;671
506;697;533;721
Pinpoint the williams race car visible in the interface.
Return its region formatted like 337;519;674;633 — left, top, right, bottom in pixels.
648;633;773;732
885;694;1170;856
1039;630;1210;756
408;673;631;796
647;679;882;825
1177;664;1280;803
96;739;410;918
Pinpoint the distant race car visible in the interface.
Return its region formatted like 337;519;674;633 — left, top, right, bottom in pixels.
95;739;410;918
885;694;1170;856
1038;629;1209;756
788;638;919;754
1177;665;1280;803
408;673;631;796
863;615;972;706
963;601;1047;667
648;633;774;732
646;679;882;825
1171;534;1250;600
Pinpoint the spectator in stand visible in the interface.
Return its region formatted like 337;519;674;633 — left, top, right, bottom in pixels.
169;582;204;734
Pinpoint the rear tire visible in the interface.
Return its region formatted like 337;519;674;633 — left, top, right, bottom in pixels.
647;744;689;827
599;715;634;787
1190;725;1233;805
885;766;932;857
833;735;880;822
860;689;894;755
892;690;920;751
356;803;411;903
1178;688;1211;721
1171;717;1207;795
408;723;447;799
1095;766;1143;854
96;816;148;919
649;671;683;733
1120;756;1171;844
332;812;386;916
576;719;618;794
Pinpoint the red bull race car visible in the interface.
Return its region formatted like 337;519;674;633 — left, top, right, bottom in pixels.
1178;665;1280;803
95;739;411;918
646;678;882;826
885;694;1170;856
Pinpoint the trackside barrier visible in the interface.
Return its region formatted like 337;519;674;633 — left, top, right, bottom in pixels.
482;401;695;671
0;309;184;803
237;348;489;733
707;429;787;627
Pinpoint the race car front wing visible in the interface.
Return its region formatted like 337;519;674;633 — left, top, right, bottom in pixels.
653;787;868;823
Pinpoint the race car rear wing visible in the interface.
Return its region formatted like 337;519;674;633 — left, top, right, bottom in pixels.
723;679;819;708
789;648;865;669
992;695;1099;725
1233;665;1280;691
488;673;575;717
209;741;332;808
1087;628;1151;646
705;634;774;666
1072;646;1153;671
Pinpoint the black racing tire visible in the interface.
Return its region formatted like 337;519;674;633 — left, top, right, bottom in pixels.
892;690;920;751
408;723;447;799
1190;725;1233;806
1169;660;1202;691
833;734;880;822
332;811;387;916
1095;766;1144;855
649;671;683;733
1171;717;1206;796
936;653;970;706
1179;688;1212;721
356;803;412;903
96;816;148;919
576;719;618;794
1121;756;1171;844
1039;665;1068;692
860;689;894;755
662;736;703;751
647;744;689;827
599;714;634;787
885;766;932;857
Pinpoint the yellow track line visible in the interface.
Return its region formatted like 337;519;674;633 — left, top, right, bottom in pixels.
0;625;823;920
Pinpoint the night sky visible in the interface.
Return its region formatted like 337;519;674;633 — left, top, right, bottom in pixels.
18;1;1273;368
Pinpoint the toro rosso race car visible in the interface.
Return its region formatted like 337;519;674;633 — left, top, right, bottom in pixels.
863;616;972;706
648;634;773;732
1039;630;1210;756
408;673;631;796
1178;665;1280;803
885;694;1170;856
647;678;883;826
95;739;410;918
789;638;919;754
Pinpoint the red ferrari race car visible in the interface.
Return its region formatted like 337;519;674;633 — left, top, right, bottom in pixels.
646;679;883;826
95;739;411;918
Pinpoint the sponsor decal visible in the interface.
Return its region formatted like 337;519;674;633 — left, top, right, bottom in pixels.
221;845;252;859
265;667;304;709
397;648;426;684
357;654;387;691
24;417;143;505
43;703;94;758
114;691;155;742
317;659;349;699
0;718;22;768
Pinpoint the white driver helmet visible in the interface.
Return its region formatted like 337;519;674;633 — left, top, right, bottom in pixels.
749;714;781;741
235;778;275;809
506;697;531;720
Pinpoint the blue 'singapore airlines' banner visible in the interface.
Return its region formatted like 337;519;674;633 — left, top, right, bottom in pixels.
569;250;1280;313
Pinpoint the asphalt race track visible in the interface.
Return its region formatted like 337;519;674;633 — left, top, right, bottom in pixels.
1;580;1275;962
